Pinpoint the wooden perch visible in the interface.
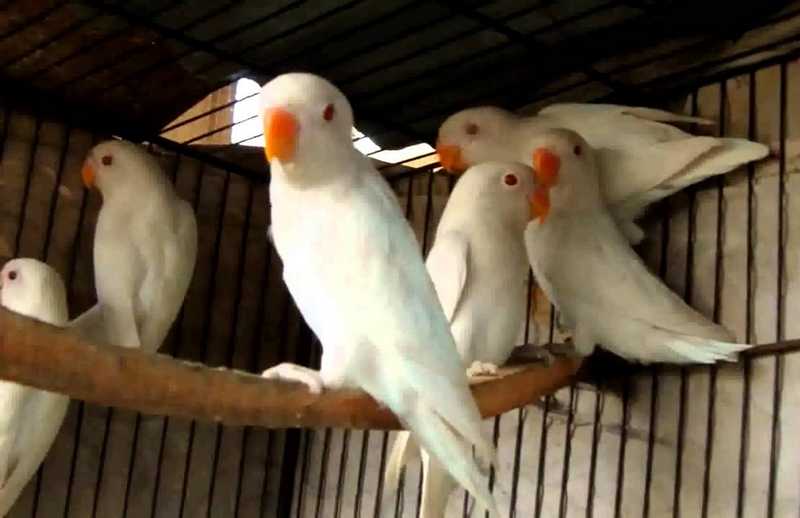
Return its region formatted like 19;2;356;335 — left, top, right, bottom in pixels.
0;308;581;430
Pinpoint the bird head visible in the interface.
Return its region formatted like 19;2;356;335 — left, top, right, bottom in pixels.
451;161;538;229
0;258;68;325
529;129;601;222
260;73;355;180
436;106;518;174
81;140;166;199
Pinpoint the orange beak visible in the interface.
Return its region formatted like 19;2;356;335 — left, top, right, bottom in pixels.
82;162;95;189
531;148;560;222
263;108;299;163
532;148;560;188
436;141;468;173
530;186;550;222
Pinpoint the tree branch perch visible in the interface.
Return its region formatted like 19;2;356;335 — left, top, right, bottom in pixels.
0;307;581;430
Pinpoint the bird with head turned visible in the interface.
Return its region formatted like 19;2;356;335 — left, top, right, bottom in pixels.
524;128;751;364
0;258;70;517
384;161;536;517
70;139;197;352
259;72;500;516
437;103;768;244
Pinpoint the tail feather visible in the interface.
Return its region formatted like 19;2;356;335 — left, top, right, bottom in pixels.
609;137;768;223
401;405;499;517
384;431;419;492
420;451;459;518
664;333;752;364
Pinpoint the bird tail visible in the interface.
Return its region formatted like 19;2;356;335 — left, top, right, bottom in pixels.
68;304;107;344
419;451;460;518
608;137;768;224
384;431;420;491
659;331;752;364
399;404;499;517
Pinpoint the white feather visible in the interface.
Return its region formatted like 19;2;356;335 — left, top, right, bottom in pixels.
69;141;197;352
0;259;69;517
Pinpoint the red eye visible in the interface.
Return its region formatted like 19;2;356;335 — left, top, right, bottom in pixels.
102;155;113;166
323;104;335;121
7;271;17;281
465;123;479;136
503;174;518;186
573;145;581;156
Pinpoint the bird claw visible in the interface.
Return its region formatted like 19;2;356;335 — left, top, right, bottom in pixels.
261;363;324;394
466;361;499;378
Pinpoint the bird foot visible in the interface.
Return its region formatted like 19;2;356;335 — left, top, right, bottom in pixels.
261;363;324;394
466;361;500;378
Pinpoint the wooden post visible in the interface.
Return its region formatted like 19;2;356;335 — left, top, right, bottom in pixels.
0;307;581;430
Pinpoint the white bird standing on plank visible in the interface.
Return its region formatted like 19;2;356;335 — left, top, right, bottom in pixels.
0;259;69;517
385;162;535;517
69;140;197;351
437;104;768;243
525;128;750;363
258;72;499;516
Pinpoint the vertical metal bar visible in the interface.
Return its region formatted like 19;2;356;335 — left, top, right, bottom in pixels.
508;271;534;518
533;309;557;518
701;80;728;518
176;169;232;518
314;429;334;518
353;430;370;517
612;379;631;518
373;432;391;518
31;123;74;518
486;414;502;518
585;377;604;518
557;386;578;518
333;430;351;518
232;239;275;518
61;133;101;518
149;155;200;518
735;70;757;518
206;181;256;518
12;114;42;254
644;208;671;518
673;91;700;518
766;60;787;518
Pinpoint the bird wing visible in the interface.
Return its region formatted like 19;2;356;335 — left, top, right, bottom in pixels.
532;212;733;342
425;230;470;323
93;210;145;348
0;383;30;487
138;199;198;352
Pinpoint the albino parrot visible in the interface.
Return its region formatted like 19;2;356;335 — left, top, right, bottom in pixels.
0;258;69;517
69;140;197;352
258;72;499;516
525;128;750;363
436;104;768;243
385;162;536;517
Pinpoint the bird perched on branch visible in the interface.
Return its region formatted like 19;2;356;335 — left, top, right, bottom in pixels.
385;161;535;517
437;104;768;243
525;128;750;363
258;72;499;516
70;140;197;352
0;258;69;517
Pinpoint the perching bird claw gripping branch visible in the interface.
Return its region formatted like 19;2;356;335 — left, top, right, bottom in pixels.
0;308;581;430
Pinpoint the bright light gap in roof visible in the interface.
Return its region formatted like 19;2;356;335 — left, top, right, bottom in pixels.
231;78;434;164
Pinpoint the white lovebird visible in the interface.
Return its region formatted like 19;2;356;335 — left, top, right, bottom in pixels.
437;104;768;243
525;128;750;363
385;162;535;517
0;259;69;516
69;140;198;351
258;73;499;516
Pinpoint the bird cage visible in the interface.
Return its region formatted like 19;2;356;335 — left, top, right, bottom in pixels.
0;1;798;517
